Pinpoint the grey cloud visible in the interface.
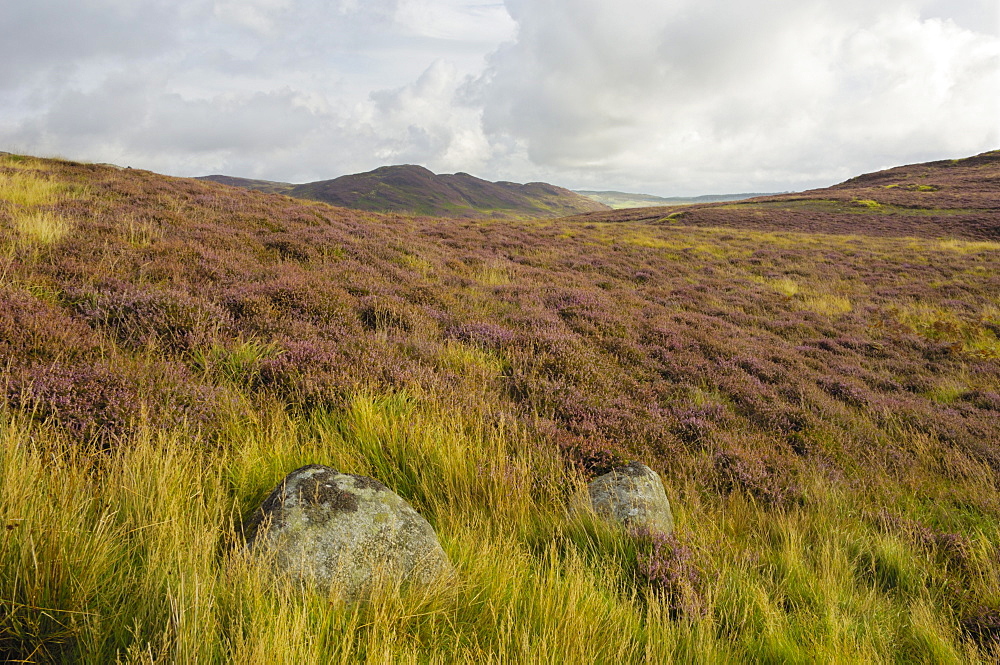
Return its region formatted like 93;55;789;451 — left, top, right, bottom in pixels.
0;0;190;87
473;0;1000;193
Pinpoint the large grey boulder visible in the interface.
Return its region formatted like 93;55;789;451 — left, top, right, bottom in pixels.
242;464;451;599
587;461;674;534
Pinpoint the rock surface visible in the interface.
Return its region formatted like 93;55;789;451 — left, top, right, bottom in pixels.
587;461;674;534
243;464;451;598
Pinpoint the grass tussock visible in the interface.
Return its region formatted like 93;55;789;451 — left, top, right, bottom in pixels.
13;210;73;246
1;163;84;250
0;170;66;208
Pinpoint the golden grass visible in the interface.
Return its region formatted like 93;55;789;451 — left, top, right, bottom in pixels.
798;294;853;316
434;340;505;378
123;215;163;248
752;276;799;297
14;210;73;246
894;302;1000;359
0;171;67;208
2;395;998;662
475;260;515;286
914;239;1000;254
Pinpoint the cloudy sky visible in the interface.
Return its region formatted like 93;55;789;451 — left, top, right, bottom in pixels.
1;0;998;195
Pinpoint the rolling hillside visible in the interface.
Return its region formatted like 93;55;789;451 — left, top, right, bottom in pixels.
2;150;999;661
200;165;610;218
570;150;1000;240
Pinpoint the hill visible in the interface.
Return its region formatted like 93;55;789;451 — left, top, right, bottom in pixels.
569;150;1000;239
575;190;778;209
198;174;294;195
1;151;999;661
201;165;611;218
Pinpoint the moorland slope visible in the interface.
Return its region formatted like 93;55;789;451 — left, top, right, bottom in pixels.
1;151;999;662
571;150;1000;240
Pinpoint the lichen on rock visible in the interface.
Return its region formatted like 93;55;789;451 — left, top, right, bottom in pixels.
587;461;674;535
242;464;452;599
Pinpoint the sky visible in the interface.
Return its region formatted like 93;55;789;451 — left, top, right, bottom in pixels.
1;0;998;196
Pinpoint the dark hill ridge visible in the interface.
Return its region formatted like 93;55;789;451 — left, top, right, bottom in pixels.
567;149;1000;240
200;165;610;219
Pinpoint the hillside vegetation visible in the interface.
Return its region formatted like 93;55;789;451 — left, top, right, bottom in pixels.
1;151;999;662
200;165;610;219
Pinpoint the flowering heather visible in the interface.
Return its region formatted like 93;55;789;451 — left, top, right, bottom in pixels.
632;528;703;618
1;152;999;661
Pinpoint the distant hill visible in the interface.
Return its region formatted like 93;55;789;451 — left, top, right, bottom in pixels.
200;166;610;219
575;190;780;209
197;175;294;195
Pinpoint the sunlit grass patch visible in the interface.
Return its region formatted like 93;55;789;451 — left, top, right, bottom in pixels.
798;294;852;316
853;199;883;210
0;170;68;208
394;252;437;278
622;230;741;259
926;381;968;405
191;339;285;384
14;210;73;245
932;238;1000;254
435;340;505;377
474;260;515;286
751;275;799;297
894;303;1000;359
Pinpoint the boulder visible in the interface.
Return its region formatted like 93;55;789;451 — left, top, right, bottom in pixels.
242;464;451;599
587;461;674;534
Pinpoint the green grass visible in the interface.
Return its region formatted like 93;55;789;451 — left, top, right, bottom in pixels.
2;394;998;662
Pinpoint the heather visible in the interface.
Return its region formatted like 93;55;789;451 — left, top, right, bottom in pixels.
1;151;999;661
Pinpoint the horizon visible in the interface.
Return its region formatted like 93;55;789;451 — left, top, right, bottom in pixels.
197;161;796;199
2;1;998;197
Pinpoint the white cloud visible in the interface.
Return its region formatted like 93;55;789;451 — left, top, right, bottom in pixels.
474;0;1000;193
0;0;995;194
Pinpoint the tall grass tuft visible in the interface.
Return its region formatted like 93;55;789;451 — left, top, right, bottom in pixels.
0;171;66;208
14;211;73;246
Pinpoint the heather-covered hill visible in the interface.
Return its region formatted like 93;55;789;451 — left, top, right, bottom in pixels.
2;152;999;661
197;174;294;195
571;150;1000;240
201;165;610;219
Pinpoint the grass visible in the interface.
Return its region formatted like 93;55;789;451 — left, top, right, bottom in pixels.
3;400;997;663
893;303;1000;359
13;211;73;246
1;153;999;661
1;162;80;249
0;170;66;208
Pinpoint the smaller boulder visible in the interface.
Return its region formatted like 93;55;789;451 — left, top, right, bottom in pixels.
587;461;674;534
242;465;451;599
